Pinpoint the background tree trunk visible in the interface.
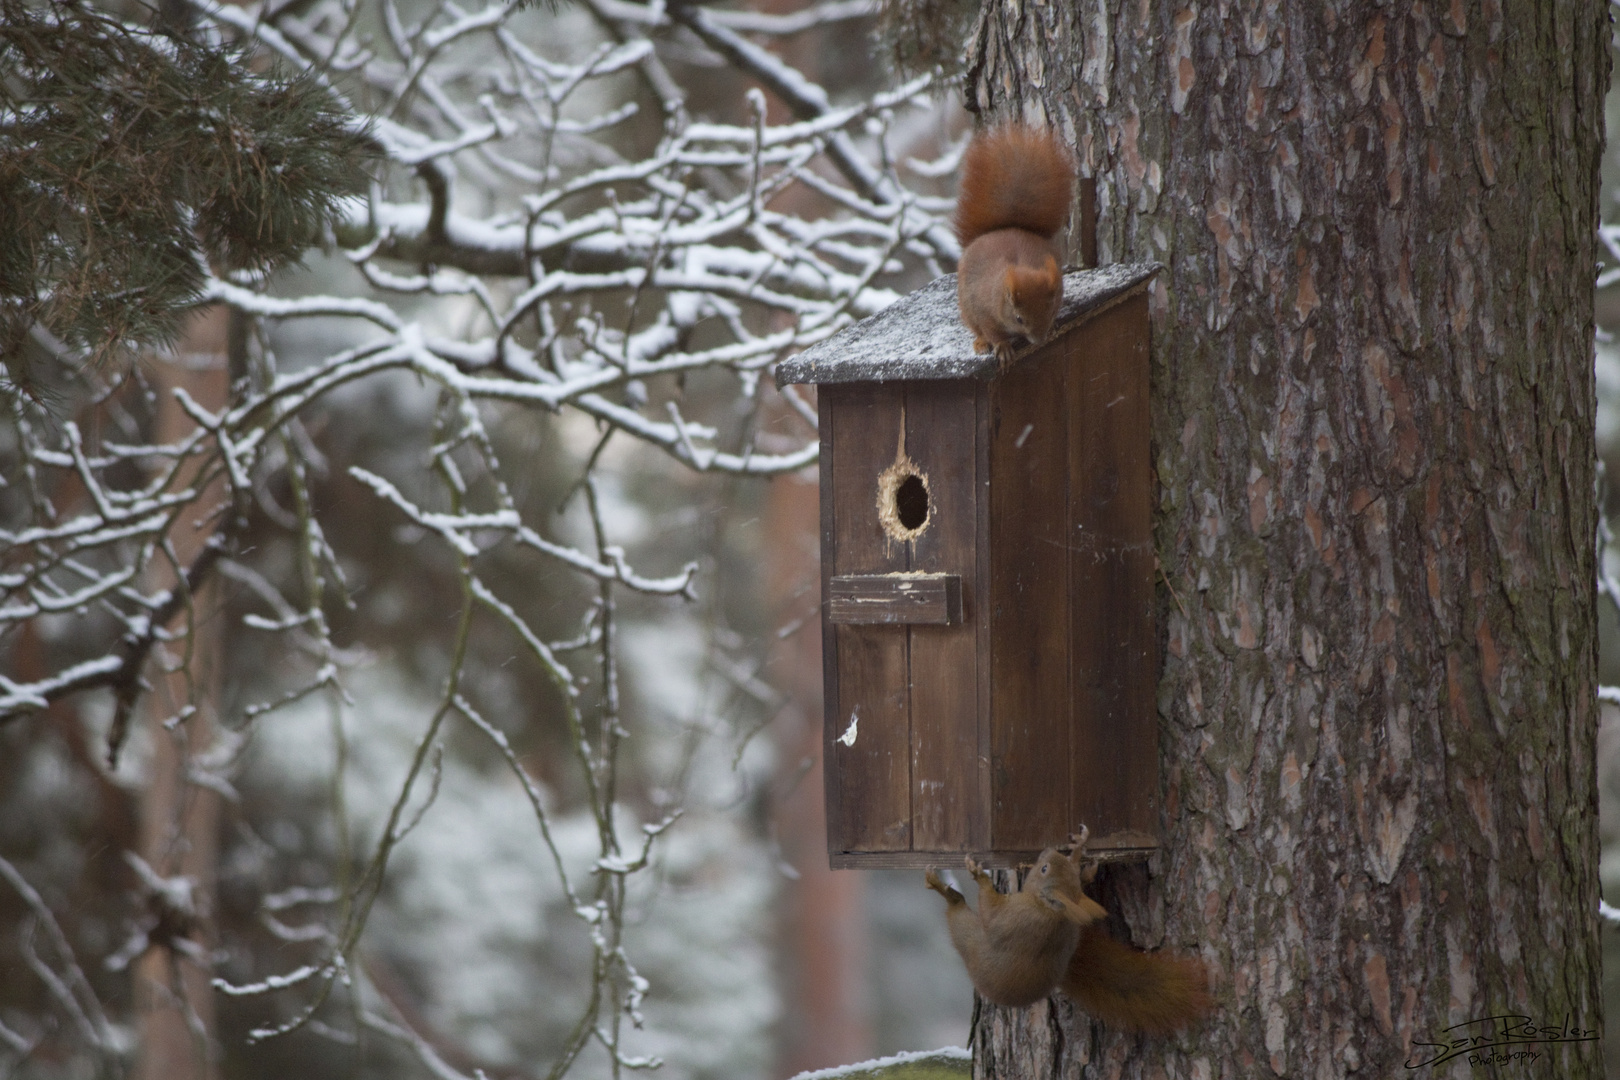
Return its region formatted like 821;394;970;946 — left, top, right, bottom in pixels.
134;308;230;1080
967;1;1607;1075
758;3;879;1071
768;460;876;1077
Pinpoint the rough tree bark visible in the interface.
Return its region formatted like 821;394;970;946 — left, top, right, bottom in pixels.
966;1;1607;1076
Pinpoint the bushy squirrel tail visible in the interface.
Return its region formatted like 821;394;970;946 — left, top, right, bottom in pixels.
1059;926;1212;1035
953;125;1075;248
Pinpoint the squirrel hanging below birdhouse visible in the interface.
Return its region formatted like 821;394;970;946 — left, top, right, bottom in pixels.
926;827;1212;1033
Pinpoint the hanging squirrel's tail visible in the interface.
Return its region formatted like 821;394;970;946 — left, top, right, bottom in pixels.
1059;926;1212;1035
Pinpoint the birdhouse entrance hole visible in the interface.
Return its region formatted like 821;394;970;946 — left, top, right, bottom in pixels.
896;475;928;530
877;456;931;542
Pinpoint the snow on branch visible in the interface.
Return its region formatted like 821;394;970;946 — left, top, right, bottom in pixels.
2;0;957;1073
0;855;119;1056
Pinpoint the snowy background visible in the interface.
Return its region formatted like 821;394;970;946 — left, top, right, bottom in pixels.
0;0;975;1075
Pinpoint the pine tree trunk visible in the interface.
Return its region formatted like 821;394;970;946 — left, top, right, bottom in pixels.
966;1;1608;1075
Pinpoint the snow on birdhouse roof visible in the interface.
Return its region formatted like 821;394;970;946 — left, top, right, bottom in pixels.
775;262;1160;386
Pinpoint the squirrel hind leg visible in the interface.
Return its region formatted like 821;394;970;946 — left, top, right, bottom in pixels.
963;855;995;888
1047;890;1108;925
963;857;1005;912
925;870;965;905
1063;827;1101;884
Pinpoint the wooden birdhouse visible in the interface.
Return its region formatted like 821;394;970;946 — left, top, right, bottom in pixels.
775;262;1161;869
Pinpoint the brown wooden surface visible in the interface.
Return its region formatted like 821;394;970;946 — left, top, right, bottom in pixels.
902;381;983;854
824;385;910;852
826;573;961;625
829;838;1155;870
973;384;994;858
1075;177;1097;269
820;304;1157;865
1066;293;1158;838
987;346;1072;853
816;388;846;861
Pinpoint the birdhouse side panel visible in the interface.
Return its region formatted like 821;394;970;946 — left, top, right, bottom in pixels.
898;380;985;854
986;348;1074;854
821;385;911;854
1066;293;1159;845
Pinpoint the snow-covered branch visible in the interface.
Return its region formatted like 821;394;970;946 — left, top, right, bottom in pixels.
2;0;956;1073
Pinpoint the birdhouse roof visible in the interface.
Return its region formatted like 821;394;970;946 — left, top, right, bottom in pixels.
775;262;1160;387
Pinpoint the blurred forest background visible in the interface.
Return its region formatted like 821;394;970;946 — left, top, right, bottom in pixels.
5;0;1620;1078
0;0;975;1076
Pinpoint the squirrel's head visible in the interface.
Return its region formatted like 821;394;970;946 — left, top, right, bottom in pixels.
1026;847;1083;892
1001;256;1062;345
1025;847;1109;922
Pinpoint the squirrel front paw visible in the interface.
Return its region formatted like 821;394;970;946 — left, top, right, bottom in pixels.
1035;886;1068;914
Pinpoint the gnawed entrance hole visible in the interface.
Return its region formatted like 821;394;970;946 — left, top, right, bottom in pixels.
877;452;930;542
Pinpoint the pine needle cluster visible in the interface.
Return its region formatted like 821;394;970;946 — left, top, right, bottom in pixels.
0;0;378;392
874;0;978;80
